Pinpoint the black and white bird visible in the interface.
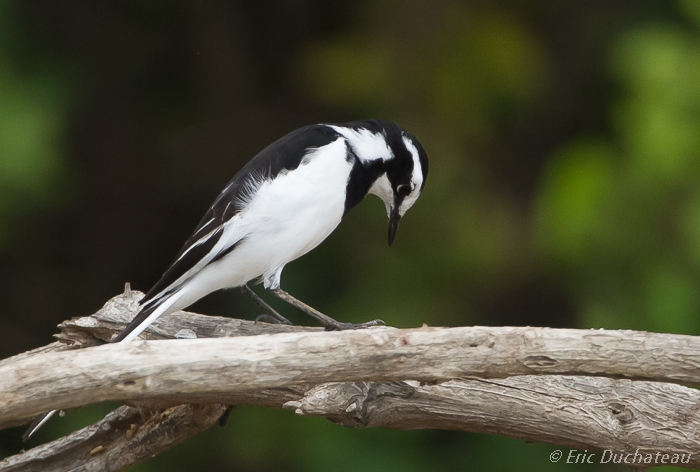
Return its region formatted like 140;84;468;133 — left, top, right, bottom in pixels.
23;119;428;439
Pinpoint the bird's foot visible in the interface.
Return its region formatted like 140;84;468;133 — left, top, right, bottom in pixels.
323;318;385;331
268;288;385;330
255;313;293;325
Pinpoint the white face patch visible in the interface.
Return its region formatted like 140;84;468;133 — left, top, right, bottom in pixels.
398;136;424;216
368;173;394;217
329;125;394;163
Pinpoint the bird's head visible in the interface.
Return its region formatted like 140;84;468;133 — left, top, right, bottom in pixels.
363;122;428;245
369;132;428;245
331;120;429;245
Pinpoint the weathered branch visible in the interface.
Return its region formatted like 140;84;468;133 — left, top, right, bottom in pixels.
288;377;700;466
1;290;319;471
0;404;227;472
1;290;699;471
3;322;700;427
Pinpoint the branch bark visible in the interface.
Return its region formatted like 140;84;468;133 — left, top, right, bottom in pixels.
288;377;700;465
3;320;700;426
0;405;228;472
1;289;699;471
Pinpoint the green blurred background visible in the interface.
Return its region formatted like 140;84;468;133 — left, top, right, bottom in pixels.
1;1;700;470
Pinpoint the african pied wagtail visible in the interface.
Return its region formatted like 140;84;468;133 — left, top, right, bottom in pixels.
23;119;428;440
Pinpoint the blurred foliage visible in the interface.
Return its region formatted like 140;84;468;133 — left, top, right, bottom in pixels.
0;3;70;247
535;13;700;335
1;0;699;471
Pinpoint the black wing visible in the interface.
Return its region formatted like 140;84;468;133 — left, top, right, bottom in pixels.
138;124;343;308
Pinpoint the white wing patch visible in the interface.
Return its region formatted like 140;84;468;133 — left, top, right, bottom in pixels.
172;226;222;265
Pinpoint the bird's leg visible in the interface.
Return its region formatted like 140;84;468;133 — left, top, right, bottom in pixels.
269;288;384;331
240;285;292;325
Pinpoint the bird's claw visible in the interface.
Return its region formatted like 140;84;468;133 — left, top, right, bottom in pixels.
255;314;293;325
325;318;385;331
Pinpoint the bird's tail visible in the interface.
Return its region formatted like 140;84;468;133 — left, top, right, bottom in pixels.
21;410;56;441
112;290;184;343
21;291;184;440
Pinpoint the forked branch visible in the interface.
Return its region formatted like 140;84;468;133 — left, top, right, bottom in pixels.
0;290;698;471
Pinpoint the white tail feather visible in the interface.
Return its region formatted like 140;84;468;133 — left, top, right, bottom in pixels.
23;290;186;440
119;290;185;342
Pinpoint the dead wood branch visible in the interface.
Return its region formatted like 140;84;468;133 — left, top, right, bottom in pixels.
3;320;700;426
287;378;700;467
1;290;699;471
0;404;227;472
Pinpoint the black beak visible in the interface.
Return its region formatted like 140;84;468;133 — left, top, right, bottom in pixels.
388;207;401;246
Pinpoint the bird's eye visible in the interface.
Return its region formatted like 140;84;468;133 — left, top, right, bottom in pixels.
397;184;411;196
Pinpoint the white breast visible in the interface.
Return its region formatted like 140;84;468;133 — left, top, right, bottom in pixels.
238;137;352;274
170;137;353;309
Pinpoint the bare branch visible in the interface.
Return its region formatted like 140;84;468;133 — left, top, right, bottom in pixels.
2;322;700;428
51;285;322;349
0;405;227;472
286;377;700;468
1;290;699;471
0;289;319;430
